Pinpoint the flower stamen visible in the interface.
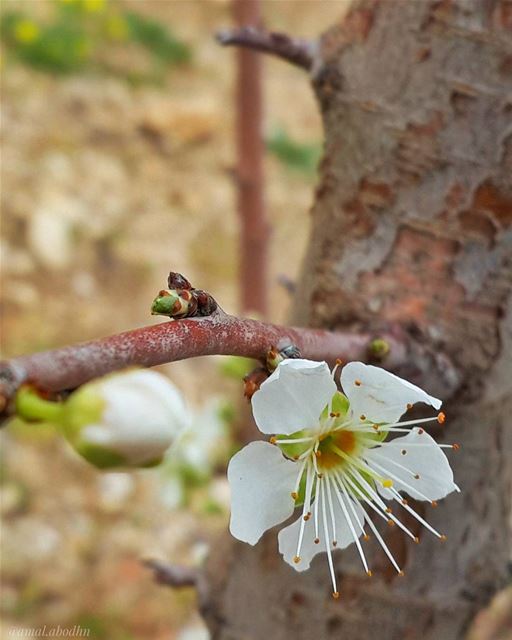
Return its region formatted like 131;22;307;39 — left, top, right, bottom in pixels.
320;480;338;598
295;462;315;560
389;487;445;539
314;479;320;543
360;508;402;574
365;457;436;503
364;448;426;482
291;456;309;501
324;475;337;546
353;415;442;433
331;473;370;574
343;468;417;542
274;436;316;444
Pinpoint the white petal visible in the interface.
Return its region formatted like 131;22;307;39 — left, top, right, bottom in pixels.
278;493;365;571
341;362;441;424
103;369;190;437
228;441;297;545
252;359;336;435
92;370;189;464
365;428;459;501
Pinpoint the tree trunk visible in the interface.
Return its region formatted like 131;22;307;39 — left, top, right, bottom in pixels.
201;1;512;638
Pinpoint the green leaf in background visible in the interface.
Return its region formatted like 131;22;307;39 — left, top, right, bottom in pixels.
219;356;254;380
123;11;191;64
1;11;91;74
0;1;191;80
266;127;322;175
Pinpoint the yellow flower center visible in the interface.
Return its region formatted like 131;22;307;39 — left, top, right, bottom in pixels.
317;429;357;469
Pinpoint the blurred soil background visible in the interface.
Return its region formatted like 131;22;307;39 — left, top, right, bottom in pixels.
0;1;345;638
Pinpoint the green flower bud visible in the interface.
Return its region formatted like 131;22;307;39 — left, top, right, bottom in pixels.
369;338;391;359
151;290;182;316
62;369;189;469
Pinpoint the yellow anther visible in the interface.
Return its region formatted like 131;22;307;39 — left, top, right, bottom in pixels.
269;436;277;444
437;411;446;424
431;500;438;508
367;570;373;577
363;534;370;541
372;424;380;431
332;591;340;600
453;443;460;451
355;379;362;386
291;492;298;500
398;570;405;577
407;403;413;410
440;534;447;542
315;450;322;458
303;513;311;521
335;358;343;366
385;507;392;514
387;519;395;527
293;556;301;564
414;536;420;544
360;414;366;421
382;479;393;488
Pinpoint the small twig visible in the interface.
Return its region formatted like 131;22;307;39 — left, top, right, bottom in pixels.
216;26;315;71
143;558;198;589
0;310;404;405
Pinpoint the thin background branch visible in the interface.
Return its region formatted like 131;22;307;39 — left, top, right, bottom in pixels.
233;0;269;317
217;26;315;71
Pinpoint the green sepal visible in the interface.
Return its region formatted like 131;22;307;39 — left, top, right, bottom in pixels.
15;386;65;425
75;443;127;469
293;470;318;509
361;425;389;445
332;391;350;416
275;429;310;460
139;456;164;469
319;391;349;427
61;384;105;444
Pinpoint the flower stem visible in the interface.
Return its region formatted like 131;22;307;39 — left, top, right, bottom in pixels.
15;387;64;424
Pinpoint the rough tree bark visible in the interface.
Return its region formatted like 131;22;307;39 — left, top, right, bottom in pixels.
200;1;512;639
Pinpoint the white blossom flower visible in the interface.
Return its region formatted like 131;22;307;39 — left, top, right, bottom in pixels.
62;369;188;469
228;359;460;598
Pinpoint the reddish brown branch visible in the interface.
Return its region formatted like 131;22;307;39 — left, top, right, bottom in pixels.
143;559;198;589
0;308;405;404
233;0;269;316
216;26;315;71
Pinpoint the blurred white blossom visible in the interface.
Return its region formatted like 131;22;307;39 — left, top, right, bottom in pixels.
63;369;188;469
